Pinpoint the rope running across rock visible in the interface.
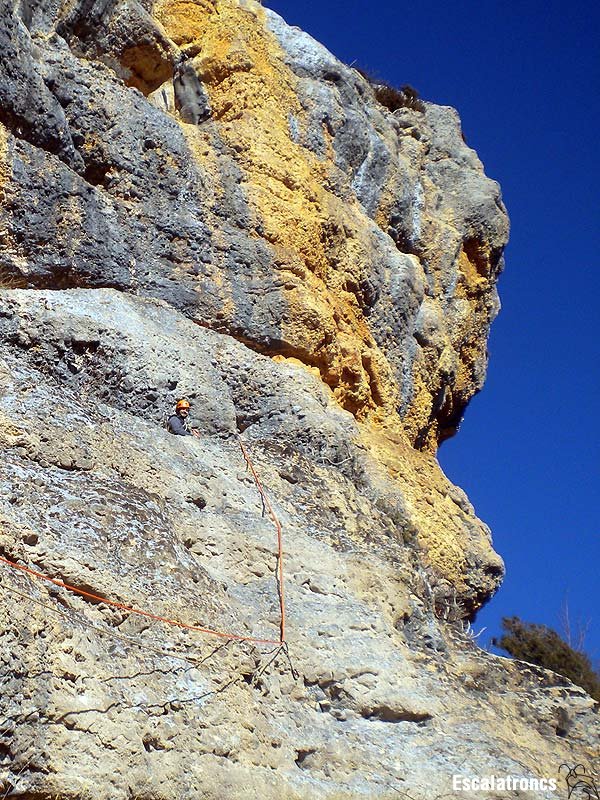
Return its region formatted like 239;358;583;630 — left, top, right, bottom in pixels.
0;436;289;651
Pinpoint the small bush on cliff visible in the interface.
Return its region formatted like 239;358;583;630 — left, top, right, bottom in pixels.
375;83;425;114
493;616;600;701
0;266;28;289
355;68;426;113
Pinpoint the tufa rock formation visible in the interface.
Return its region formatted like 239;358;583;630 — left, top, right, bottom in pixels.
0;1;597;798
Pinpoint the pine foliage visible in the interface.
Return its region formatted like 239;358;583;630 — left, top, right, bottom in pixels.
494;616;600;701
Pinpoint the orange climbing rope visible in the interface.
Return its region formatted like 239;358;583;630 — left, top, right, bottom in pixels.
0;554;280;645
0;437;288;648
237;436;286;643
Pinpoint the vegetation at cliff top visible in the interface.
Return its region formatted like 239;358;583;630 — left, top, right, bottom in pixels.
354;67;426;113
494;616;600;701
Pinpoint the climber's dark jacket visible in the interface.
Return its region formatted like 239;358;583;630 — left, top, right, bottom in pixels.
167;413;193;436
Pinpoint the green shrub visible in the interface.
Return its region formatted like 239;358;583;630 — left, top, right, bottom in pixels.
493;616;600;701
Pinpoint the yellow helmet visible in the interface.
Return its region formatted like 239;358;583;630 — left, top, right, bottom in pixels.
176;399;191;411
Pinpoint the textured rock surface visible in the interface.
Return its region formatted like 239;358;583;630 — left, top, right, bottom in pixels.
0;0;507;450
1;290;598;800
0;1;597;798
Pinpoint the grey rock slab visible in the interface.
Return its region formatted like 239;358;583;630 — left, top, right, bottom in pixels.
0;288;596;799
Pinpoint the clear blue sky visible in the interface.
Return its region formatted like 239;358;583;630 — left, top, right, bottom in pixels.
265;0;600;662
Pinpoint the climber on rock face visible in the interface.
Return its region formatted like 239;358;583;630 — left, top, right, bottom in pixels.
167;399;200;437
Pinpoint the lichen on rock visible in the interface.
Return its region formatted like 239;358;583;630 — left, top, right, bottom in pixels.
0;1;597;798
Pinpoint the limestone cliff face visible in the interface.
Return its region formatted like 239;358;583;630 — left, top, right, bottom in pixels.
0;2;597;799
0;0;507;449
